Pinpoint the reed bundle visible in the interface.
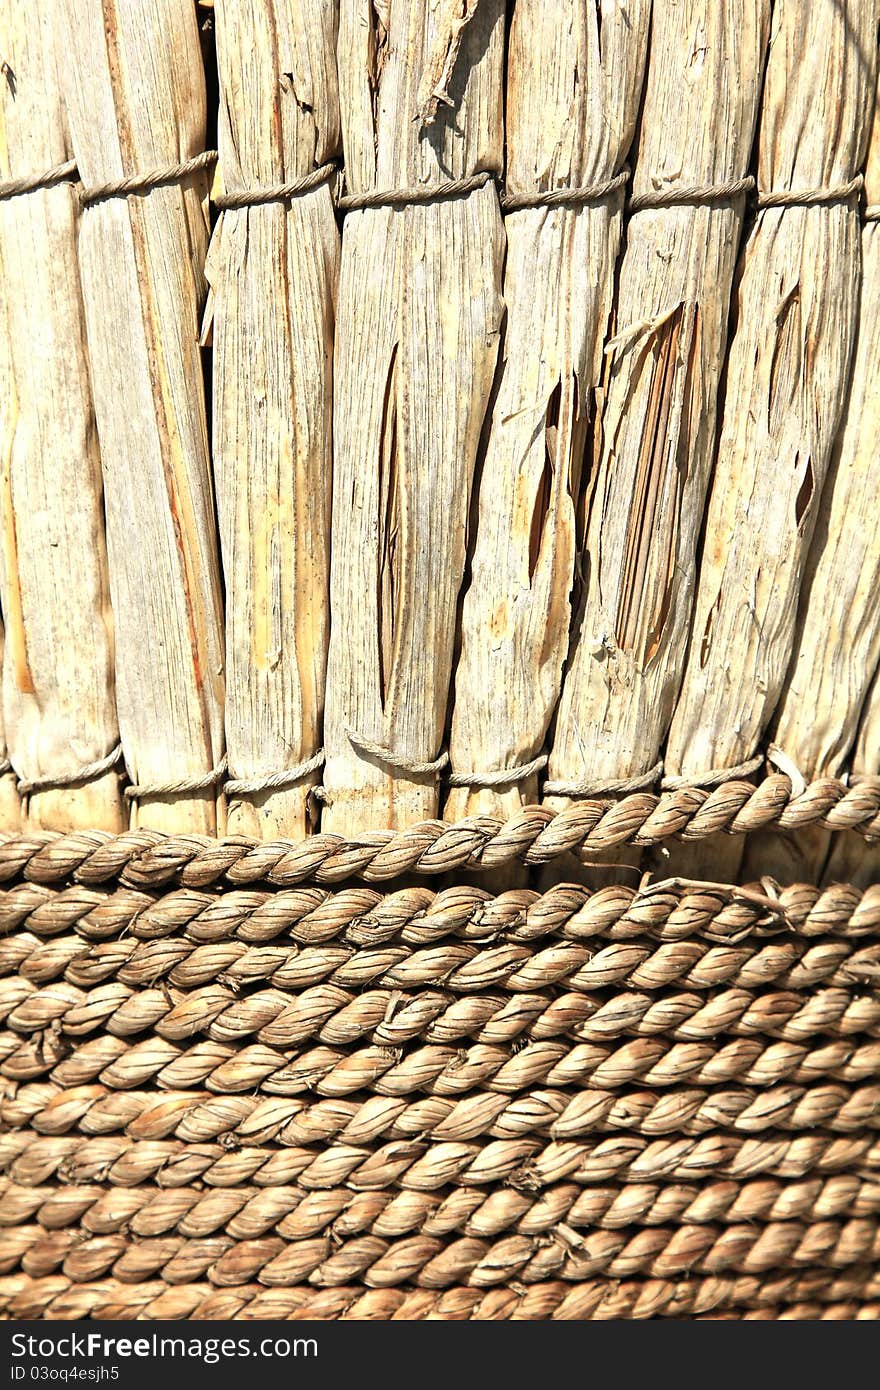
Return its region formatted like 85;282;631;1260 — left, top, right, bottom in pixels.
445;0;650;823
322;0;505;833
0;4;121;833
664;0;879;877
59;0;225;834
209;0;339;840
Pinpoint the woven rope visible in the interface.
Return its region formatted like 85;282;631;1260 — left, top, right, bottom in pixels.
124;757;227;802
1;1269;875;1321
629;175;756;212
545;760;664;797
2;1126;875;1194
225;749;325;798
0;759;12;777
16;745;124;798
500;168;629;212
1;1168;874;1240
865;205;880;222
447;752;548;788
3;876;876;952
213;162;338;209
1;774;875;888
344;725;449;777
0;1212;875;1288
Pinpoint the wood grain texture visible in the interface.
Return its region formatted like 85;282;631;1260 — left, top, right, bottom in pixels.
546;0;770;807
745;71;880;885
663;0;878;881
323;0;505;833
208;0;340;839
445;0;651;824
58;0;225;834
0;2;121;833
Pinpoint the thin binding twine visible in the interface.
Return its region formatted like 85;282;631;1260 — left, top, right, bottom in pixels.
124;757;227;803
16;744;124;797
344;726;449;778
213;163;338;210
0;152;217;205
544;760;664;798
661;754;765;791
447;752;548;788
225;749;325;798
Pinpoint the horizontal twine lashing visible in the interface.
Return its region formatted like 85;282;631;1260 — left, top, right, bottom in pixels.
447;752;548;788
225;749;325;797
78;150;218;206
0;159;78;201
16;745;124;798
124;756;227;802
344;725;449;778
629;175;756;212
544;760;664;798
500;169;629;212
337;170;494;212
757;175;864;208
213;162;338;210
661;754;765;792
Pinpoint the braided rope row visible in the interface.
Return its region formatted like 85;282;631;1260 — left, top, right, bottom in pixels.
2;981;878;1089
705;1304;880;1320
1;1268;877;1320
0;775;877;888
1;1213;878;1287
4;924;880;1003
2;1172;878;1242
4;877;878;949
1;991;878;1106
10;1073;878;1162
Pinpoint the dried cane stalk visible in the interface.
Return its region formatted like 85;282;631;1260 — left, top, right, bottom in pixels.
745;69;880;885
58;0;225;834
444;0;651;824
822;669;880;889
0;2;121;832
323;0;505;832
543;0;769;883
207;0;340;839
664;0;878;879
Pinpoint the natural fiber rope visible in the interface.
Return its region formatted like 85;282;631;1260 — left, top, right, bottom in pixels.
545;760;664;798
865;205;880;222
338;170;494;212
0;759;12;777
124;756;227;802
4;964;876;1061
0;159;78;201
757;175;864;208
1;1269;875;1321
344;725;449;777
661;754;765;791
3;1125;875;1196
78;150;218;207
0;1212;875;1288
1;1169;875;1242
2;876;875;952
500;168;629;212
213;162;338;209
16;745;124;798
225;749;325;798
629;175;756;212
447;752;548;788
0;774;878;887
